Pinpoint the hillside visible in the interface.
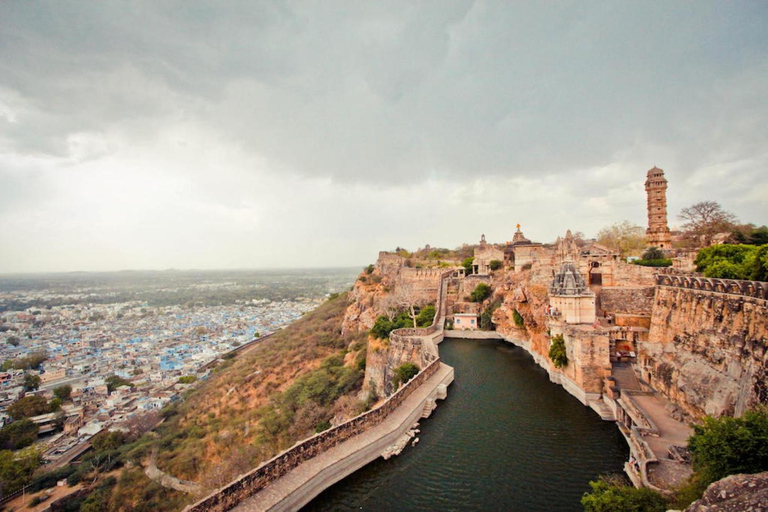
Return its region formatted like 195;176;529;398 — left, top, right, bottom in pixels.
44;292;369;511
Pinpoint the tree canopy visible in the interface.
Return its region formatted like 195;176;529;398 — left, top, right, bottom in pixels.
596;221;646;257
679;201;737;247
694;244;768;281
8;395;51;420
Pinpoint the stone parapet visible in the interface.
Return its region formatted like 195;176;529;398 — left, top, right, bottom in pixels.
656;274;768;301
185;359;442;512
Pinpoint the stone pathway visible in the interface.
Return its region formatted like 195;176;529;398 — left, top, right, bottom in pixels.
232;363;454;512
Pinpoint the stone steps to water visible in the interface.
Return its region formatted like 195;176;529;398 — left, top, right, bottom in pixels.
589;399;616;421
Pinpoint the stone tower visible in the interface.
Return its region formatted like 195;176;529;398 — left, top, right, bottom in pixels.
644;166;672;249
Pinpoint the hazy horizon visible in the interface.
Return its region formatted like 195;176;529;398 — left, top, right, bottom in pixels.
2;2;767;273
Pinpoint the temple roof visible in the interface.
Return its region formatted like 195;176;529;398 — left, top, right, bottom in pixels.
550;261;594;297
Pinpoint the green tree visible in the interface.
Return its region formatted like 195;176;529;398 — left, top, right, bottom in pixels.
105;375;132;393
642;247;665;260
596;221;646;257
462;257;474;275
23;374;40;392
688;405;768;486
393;362;420;389
6;336;19;347
548;334;568;368
415;305;436;328
0;447;40;495
8;395;50;420
513;309;525;328
53;384;72;402
581;475;668;512
469;283;492;302
489;260;503;271
0;419;38;450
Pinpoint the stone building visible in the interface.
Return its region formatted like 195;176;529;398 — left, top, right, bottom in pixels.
472;234;504;275
549;261;596;324
645;166;672;249
504;225;544;272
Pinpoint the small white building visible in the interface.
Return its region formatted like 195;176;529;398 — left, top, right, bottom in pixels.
549;261;596;325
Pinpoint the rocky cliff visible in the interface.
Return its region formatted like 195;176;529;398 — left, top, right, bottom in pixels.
641;285;768;418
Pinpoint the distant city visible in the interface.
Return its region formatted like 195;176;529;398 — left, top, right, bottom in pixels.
0;269;358;468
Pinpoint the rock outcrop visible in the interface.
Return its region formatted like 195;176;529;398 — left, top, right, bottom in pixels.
685;471;768;511
640;284;768;418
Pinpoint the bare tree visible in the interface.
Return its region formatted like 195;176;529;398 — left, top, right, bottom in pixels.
386;281;428;328
679;201;737;247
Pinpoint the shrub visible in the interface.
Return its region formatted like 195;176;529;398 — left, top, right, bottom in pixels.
480;299;502;331
694;243;768;281
370;311;412;339
633;258;673;267
393;362;420;389
469;283;492;302
416;305;436;327
365;264;375;274
462;257;474;275
177;375;197;384
489;260;503;271
642;247;666;260
548;334;568;368
512;309;525;328
582;474;668;512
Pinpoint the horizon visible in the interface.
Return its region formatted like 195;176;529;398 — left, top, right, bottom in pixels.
2;2;767;273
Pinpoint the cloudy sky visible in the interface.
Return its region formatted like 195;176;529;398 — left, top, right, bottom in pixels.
1;1;766;273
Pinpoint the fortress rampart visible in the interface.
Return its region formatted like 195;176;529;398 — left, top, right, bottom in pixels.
640;276;768;418
185;358;442;512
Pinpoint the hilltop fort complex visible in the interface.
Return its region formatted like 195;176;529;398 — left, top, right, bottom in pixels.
183;168;767;511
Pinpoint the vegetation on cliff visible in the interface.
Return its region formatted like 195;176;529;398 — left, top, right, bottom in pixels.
695;243;768;281
370;305;435;339
468;283;492;302
581;474;667;512
548;334;568;368
393;362;420;389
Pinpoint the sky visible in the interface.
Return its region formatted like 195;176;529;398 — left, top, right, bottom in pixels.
1;1;767;273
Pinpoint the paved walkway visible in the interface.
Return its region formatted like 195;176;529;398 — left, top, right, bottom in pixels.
233;363;454;512
632;393;693;488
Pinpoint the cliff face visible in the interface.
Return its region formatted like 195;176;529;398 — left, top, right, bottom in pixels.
641;286;768;418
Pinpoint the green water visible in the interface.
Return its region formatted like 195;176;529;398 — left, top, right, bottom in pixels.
305;338;628;511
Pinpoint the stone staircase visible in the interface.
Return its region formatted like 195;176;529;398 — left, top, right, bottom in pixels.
589;399;616;421
421;398;436;418
612;362;643;392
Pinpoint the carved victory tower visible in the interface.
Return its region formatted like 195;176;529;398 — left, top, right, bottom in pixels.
644;166;672;249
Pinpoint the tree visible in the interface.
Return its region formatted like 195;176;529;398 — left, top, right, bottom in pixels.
0;448;40;496
6;336;19;347
8;395;50;420
642;247;666;260
596;221;646;257
393;362;420;388
462;257;474;275
53;384;72;402
548;334;568;368
680;201;738;247
581;474;668;512
384;281;428;328
105;375;132;393
22;374;40;392
0;419;38;450
687;405;768;487
489;260;503;271
469;283;492;302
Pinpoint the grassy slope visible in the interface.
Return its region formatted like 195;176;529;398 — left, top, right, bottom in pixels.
60;292;368;512
153;291;368;493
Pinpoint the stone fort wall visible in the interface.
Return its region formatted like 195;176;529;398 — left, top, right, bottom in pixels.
640;276;768;418
185;358;442;512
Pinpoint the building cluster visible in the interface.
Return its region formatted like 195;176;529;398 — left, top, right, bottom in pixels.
0;292;319;465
